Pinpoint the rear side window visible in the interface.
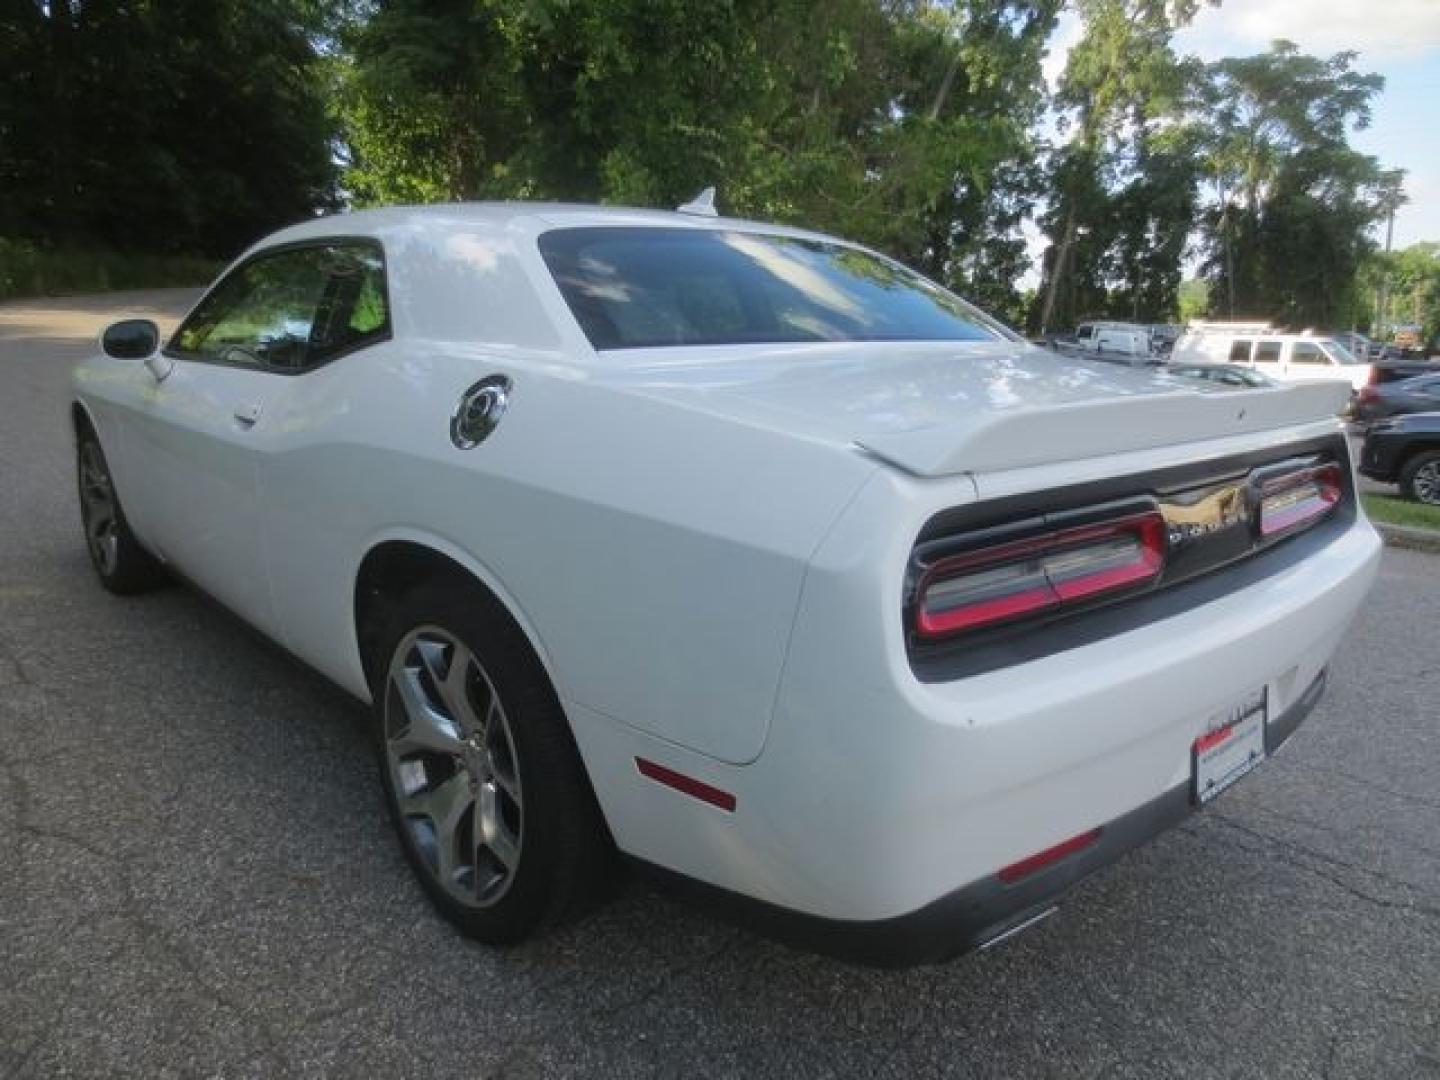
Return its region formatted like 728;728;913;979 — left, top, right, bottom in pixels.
539;227;1005;350
1291;342;1327;365
1077;325;1094;339
1228;339;1252;363
1254;340;1282;364
171;240;390;372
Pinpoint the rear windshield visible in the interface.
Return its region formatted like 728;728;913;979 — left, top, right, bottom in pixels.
538;227;1006;350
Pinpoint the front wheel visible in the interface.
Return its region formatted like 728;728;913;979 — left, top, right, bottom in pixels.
372;578;612;943
76;427;167;594
1400;450;1440;506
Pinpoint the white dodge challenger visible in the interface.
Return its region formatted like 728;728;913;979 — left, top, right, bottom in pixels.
72;202;1381;965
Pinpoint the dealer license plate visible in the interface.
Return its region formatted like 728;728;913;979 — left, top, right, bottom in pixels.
1192;687;1267;805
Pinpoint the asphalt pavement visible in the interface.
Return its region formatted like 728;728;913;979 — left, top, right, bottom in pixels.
2;291;1438;1078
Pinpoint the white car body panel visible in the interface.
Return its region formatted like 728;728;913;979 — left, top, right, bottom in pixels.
254;336;874;763
72;203;1381;955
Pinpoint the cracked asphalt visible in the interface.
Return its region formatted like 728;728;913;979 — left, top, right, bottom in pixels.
2;290;1438;1079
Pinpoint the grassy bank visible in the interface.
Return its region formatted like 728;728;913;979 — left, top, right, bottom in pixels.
0;238;217;302
1362;493;1440;532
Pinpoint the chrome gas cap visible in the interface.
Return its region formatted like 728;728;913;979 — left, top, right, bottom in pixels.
451;375;512;449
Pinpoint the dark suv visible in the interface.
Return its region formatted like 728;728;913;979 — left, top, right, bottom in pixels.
1359;413;1440;505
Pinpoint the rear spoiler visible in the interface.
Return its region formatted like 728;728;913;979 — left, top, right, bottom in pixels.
855;381;1350;478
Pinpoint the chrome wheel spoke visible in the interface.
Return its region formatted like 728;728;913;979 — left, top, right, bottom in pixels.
402;771;475;887
489;752;522;803
484;707;522;802
415;637;484;732
477;780;520;872
391;665;464;756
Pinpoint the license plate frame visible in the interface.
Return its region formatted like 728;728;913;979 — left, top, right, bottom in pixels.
1192;686;1267;806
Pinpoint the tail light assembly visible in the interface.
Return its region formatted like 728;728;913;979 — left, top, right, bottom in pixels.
910;455;1346;647
914;511;1167;640
1256;462;1341;539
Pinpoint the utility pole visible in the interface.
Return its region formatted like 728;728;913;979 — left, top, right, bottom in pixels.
1375;202;1395;339
1374;172;1407;340
1217;167;1235;318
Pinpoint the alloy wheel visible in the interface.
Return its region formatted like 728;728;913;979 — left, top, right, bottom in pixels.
1414;460;1440;506
383;626;524;908
79;442;119;576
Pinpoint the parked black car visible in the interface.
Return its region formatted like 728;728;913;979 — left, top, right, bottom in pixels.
1359;413;1440;505
1353;373;1440;423
1371;354;1436;381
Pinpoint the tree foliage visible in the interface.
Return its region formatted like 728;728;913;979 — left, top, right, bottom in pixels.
1032;0;1207;331
336;0;1061;324
0;0;1424;335
1364;242;1440;344
1194;41;1390;327
0;0;337;257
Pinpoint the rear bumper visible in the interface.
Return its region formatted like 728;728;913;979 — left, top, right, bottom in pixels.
639;668;1328;968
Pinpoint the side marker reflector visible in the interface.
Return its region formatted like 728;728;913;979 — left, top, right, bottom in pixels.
635;757;736;812
997;827;1103;884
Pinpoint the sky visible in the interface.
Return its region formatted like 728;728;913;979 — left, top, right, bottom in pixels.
1031;0;1440;281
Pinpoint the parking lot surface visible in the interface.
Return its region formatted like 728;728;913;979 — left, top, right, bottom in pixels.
2;292;1438;1078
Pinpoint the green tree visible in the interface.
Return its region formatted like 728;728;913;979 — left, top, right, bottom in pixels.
337;0;1060;320
1177;276;1207;321
1195;41;1388;324
1364;242;1440;344
1035;0;1206;332
0;0;337;257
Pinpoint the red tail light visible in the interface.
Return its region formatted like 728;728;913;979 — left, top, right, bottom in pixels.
1257;463;1341;538
914;512;1166;640
1357;386;1378;403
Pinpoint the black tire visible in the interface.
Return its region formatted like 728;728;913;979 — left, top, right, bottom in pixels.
372;576;613;943
1399;449;1440;506
76;425;167;595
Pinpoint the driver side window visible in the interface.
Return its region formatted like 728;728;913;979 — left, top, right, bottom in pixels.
170;240;389;372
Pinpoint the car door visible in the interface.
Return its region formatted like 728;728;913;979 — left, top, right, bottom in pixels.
126;242;376;636
1400;376;1440;415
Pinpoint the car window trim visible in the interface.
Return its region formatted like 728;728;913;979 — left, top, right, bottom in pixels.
163;235;393;376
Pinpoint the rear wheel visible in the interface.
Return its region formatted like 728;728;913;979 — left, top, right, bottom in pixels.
76;428;166;594
372;578;612;943
1399;450;1440;506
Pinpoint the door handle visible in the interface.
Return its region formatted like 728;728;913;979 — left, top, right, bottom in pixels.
233;402;262;427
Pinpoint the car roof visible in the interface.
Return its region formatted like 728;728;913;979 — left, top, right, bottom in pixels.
255;201;843;251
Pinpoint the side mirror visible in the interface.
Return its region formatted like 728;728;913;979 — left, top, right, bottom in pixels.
100;319;173;381
100;319;160;360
